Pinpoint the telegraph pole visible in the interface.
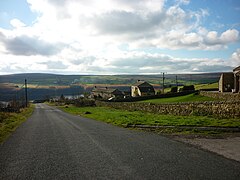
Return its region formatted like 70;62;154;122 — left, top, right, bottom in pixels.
162;72;166;94
25;79;28;107
176;75;178;87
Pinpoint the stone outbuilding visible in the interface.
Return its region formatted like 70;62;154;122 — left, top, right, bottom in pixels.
91;87;124;100
233;66;240;93
219;66;240;93
131;80;155;97
218;73;234;92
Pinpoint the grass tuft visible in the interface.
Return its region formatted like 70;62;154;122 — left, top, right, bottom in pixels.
60;106;240;129
0;104;35;143
139;93;217;104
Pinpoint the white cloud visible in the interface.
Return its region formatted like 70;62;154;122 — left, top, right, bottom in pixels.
230;49;240;67
0;0;239;75
176;0;190;6
10;19;26;28
220;29;239;43
0;32;63;56
0;47;236;75
2;0;238;51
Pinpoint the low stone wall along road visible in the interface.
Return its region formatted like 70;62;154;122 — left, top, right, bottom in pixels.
0;104;239;179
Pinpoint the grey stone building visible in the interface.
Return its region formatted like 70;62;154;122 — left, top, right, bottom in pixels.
131;81;155;97
91;87;124;100
219;66;240;93
233;66;240;93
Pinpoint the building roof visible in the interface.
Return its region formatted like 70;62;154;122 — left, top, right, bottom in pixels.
233;66;240;74
92;87;123;95
132;81;153;87
132;81;155;93
138;86;155;93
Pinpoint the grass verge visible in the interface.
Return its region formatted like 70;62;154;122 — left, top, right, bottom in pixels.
60;106;239;134
0;104;35;143
139;93;217;104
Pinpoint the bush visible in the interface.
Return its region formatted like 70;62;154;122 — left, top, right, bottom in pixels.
74;98;96;107
156;90;162;95
170;86;178;93
180;85;195;92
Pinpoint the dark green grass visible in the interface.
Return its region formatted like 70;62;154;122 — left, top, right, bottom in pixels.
0;105;35;143
140;93;217;104
60;106;240;128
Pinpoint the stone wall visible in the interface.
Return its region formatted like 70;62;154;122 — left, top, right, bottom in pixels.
110;90;197;102
96;101;240;118
200;91;240;101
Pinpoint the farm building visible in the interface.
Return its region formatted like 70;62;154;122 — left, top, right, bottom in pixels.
131;81;155;97
233;66;240;93
91;87;124;100
219;66;240;93
218;73;234;92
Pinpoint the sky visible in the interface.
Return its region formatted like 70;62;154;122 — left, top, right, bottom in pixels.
0;0;239;75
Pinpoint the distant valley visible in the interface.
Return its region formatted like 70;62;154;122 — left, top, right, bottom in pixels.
0;73;222;101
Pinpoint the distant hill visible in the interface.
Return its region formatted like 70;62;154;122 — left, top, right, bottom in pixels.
0;72;223;101
0;72;223;86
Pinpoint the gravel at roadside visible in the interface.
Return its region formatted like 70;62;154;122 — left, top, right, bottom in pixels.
173;134;240;162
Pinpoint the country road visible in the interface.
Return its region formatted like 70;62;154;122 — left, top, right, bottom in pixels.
0;104;239;179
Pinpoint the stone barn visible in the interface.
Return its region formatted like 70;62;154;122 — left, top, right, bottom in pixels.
131;81;155;97
219;73;234;92
91;87;124;100
219;66;240;93
233;66;240;93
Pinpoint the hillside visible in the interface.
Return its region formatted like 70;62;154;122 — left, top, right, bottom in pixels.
0;72;222;101
0;72;222;86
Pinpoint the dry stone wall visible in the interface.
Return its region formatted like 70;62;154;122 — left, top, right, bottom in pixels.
96;101;240;118
200;91;240;101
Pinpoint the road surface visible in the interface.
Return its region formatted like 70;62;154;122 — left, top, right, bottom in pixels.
0;103;239;179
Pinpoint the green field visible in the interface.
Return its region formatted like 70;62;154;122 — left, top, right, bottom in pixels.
0;105;34;143
60;106;240;129
162;82;218;93
0;73;221;86
140;93;217;104
194;82;218;90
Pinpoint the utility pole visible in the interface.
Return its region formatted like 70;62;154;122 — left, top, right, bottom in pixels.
25;79;28;107
190;74;192;85
176;75;178;87
162;72;166;94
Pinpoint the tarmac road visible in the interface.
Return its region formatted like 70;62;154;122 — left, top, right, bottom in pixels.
0;103;239;180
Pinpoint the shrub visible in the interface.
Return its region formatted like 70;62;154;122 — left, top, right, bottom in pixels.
170;86;178;93
74;98;96;107
156;90;162;95
180;85;195;92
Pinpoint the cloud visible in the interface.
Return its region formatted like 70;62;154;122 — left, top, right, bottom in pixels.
220;29;239;43
10;19;26;28
230;49;240;66
0;47;238;75
4;0;237;52
0;32;63;56
70;56;96;65
0;0;239;75
176;0;190;6
40;60;68;69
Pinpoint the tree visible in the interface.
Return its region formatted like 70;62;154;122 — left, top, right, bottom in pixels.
170;86;178;93
60;94;65;101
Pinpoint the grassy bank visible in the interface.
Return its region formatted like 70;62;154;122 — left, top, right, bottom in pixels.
0;105;35;143
60;106;240;129
140;93;216;104
194;82;218;90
